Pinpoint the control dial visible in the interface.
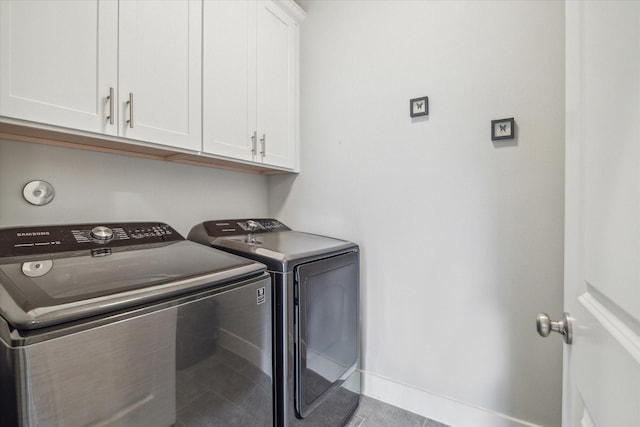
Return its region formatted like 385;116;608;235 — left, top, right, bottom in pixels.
245;220;260;232
90;226;114;242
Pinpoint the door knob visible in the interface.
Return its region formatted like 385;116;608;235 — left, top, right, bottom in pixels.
536;312;573;344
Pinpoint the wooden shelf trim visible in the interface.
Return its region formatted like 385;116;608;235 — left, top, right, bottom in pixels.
0;122;293;175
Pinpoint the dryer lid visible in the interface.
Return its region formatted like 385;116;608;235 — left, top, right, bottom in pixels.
189;220;357;272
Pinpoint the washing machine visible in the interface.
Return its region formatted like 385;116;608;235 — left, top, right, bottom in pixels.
0;222;273;427
189;218;360;427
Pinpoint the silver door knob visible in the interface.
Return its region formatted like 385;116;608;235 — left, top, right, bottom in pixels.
536;312;573;344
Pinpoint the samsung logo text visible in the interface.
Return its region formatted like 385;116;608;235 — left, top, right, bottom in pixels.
17;232;51;237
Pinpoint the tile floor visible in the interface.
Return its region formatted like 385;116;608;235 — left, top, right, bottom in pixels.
346;396;450;427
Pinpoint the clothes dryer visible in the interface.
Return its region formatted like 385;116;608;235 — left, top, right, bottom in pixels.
189;219;360;427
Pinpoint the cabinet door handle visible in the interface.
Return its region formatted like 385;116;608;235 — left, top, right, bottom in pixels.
106;87;115;125
251;131;257;155
126;92;134;128
260;133;266;156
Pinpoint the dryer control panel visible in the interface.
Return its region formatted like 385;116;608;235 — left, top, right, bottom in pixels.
0;222;183;257
203;218;290;237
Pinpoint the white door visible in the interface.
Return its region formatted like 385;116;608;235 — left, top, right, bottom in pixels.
0;0;118;135
561;2;640;426
256;1;297;169
118;0;201;150
202;0;256;161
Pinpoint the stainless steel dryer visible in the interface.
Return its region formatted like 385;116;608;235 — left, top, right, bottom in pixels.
189;219;360;427
0;222;273;427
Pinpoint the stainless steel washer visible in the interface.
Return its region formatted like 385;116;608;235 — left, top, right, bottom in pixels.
189;219;360;427
0;222;273;427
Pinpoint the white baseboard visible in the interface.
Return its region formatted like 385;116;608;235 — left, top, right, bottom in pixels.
361;371;543;427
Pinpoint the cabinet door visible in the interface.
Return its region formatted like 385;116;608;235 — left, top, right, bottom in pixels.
202;0;256;161
0;0;118;135
256;1;297;169
119;0;201;151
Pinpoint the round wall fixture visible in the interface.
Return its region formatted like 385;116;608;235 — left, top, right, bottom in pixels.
23;180;56;206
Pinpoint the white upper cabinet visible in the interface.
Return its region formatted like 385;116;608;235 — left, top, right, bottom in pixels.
1;0;201;151
1;0;301;172
119;0;201;150
0;0;118;136
202;0;255;162
256;1;298;169
203;0;303;170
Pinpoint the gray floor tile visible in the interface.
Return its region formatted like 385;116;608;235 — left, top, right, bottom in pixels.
351;396;427;427
346;414;366;427
346;396;452;427
424;419;450;427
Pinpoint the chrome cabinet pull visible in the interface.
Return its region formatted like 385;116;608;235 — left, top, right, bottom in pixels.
106;87;114;125
260;133;266;157
536;312;573;344
126;92;134;128
251;131;257;155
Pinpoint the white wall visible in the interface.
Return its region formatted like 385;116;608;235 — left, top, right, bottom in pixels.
0;138;269;235
270;1;565;426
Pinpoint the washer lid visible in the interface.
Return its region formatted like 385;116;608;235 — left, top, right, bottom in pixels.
0;240;264;330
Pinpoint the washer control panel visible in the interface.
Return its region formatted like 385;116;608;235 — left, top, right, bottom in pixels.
203;218;291;237
0;222;182;257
